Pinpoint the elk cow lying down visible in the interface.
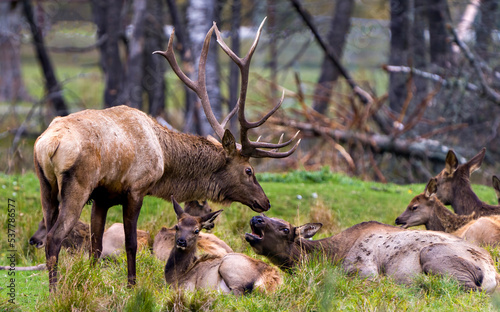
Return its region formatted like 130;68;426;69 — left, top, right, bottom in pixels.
433;148;500;216
245;215;500;293
395;179;500;247
29;219;150;258
165;197;281;295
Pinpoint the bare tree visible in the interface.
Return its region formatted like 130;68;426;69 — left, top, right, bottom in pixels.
91;0;125;107
0;2;31;103
185;0;222;135
22;0;68;116
312;0;354;114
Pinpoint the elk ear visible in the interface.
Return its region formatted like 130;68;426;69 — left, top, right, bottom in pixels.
200;209;223;230
492;176;500;199
222;129;237;156
466;148;485;175
295;223;322;239
424;178;437;198
444;150;459;175
171;196;184;219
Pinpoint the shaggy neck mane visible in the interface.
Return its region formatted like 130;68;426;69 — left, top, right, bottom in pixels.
150;126;227;203
430;199;475;232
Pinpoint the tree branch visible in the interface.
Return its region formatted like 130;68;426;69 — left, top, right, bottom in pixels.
288;0;373;105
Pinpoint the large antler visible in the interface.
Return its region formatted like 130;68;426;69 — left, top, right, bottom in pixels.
154;18;300;158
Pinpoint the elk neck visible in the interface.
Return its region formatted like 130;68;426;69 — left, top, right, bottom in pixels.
164;242;197;285
450;176;483;215
149;126;228;203
431;200;473;232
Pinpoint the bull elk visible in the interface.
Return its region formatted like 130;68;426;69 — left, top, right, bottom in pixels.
396;178;500;246
245;215;499;292
433;148;500;216
165;197;281;294
34;18;299;291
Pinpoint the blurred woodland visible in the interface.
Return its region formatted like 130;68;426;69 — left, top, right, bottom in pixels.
1;0;500;184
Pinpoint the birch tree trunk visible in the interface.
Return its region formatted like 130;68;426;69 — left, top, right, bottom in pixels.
186;0;221;135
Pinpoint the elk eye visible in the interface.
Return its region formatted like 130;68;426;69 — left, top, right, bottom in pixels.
245;168;253;176
194;229;200;234
282;228;290;234
411;205;418;211
174;225;179;231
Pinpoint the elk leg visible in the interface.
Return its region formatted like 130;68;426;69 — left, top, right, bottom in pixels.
420;244;484;291
122;194;143;287
90;200;111;262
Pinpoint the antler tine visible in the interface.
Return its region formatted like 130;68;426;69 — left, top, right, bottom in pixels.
270;134;284;152
214;18;300;158
252;139;302;159
153;29;196;91
154;25;226;140
250;131;300;149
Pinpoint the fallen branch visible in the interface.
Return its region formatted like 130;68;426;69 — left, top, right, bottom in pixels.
270;118;453;163
447;24;500;104
383;65;480;93
0;263;46;271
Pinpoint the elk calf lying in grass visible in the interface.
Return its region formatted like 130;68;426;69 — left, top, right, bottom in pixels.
30;219;149;258
165;197;281;295
153;227;232;261
396;179;500;247
245;215;499;292
434;148;500;216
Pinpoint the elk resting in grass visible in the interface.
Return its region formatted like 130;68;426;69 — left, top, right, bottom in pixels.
396;178;500;247
34;18;299;291
433;148;500;216
164;197;281;295
245;215;499;292
29;219;149;258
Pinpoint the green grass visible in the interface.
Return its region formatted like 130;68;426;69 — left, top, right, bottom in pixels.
1;170;500;311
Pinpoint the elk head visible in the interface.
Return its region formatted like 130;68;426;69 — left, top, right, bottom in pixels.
245;215;322;268
154;19;300;212
172;196;223;252
395;179;438;228
433;148;485;205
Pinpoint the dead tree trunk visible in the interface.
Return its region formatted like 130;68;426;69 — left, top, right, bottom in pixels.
0;2;31;103
228;0;241;137
91;0;125;108
165;0;197;130
312;0;354;114
186;0;221;135
426;0;450;69
22;0;68;116
476;0;498;61
144;0;166;117
388;0;410;113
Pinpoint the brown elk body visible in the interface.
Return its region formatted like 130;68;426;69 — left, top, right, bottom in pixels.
30;219;90;251
34;19;298;290
434;148;500;216
245;215;499;292
29;219;149;257
164;197;281;294
396;179;500;246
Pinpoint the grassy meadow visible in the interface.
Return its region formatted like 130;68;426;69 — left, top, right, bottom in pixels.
1;169;500;311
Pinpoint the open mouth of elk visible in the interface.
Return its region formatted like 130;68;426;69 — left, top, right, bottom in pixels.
245;224;264;244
